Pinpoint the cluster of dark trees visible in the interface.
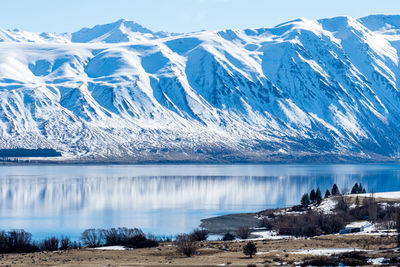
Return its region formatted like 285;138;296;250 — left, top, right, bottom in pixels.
350;183;366;194
0;148;61;158
80;228;158;248
301;183;367;207
0;227;159;254
0;230;80;253
300;185;334;207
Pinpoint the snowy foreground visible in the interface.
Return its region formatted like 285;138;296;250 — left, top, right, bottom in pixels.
2;16;400;161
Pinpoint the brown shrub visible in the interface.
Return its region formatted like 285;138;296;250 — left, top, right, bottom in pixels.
175;234;197;257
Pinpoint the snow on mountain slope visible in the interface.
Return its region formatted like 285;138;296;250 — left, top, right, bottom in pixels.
0;28;70;43
1;16;400;162
71;19;168;43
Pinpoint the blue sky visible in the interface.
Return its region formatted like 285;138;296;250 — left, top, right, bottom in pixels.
1;0;400;33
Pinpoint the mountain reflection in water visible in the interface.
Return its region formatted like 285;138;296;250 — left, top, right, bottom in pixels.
0;164;399;240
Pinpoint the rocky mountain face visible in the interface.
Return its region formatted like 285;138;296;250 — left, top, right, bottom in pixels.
1;15;400;162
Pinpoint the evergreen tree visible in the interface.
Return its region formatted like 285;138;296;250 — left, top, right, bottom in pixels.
359;183;365;193
243;241;257;258
316;188;322;203
362;188;366;193
324;189;331;198
331;184;340;196
351;183;359;194
301;193;310;207
310;189;316;202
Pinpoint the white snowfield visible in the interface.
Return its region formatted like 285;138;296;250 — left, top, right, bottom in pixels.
251;230;293;240
291;248;369;256
92;245;127;250
2;15;400;161
356;191;400;199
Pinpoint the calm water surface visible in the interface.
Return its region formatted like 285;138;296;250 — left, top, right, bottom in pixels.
0;164;400;240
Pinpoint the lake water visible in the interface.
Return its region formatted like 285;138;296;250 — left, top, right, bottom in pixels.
0;164;400;240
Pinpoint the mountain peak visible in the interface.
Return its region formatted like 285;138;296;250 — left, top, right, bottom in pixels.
71;19;153;43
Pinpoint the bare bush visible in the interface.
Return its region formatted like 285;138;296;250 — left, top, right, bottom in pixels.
222;232;235;241
190;228;208;241
80;229;103;248
175;234;197;257
121;228;154;248
236;226;251;239
0;231;8;253
40;237;59;251
60;237;71;250
72;241;82;249
8;230;39;253
318;212;347;234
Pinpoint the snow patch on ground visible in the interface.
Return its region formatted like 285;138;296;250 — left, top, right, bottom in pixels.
356;191;400;199
314;198;336;214
368;257;386;265
345;221;371;228
92;246;127;250
251;230;294;240
291;248;368;256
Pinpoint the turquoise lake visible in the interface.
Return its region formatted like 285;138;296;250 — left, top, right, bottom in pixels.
0;164;399;240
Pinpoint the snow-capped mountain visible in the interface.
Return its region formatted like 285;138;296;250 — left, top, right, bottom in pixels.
1;15;400;162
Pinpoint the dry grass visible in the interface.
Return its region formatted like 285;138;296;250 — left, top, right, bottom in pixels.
0;234;396;266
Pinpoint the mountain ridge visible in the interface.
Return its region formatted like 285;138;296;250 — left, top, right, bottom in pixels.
1;15;400;162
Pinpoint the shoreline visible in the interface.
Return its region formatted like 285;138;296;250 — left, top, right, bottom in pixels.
1;158;400;166
1;233;397;266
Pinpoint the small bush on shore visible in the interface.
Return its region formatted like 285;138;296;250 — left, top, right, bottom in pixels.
40;237;59;251
80;229;103;248
190;228;209;241
222;232;235;241
236;226;251;239
60;236;72;250
72;241;82;249
175;234;197;257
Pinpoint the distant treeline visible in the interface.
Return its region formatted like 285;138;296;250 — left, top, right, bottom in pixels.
0;149;61;158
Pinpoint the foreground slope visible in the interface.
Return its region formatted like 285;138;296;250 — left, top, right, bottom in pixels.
1;15;400;161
